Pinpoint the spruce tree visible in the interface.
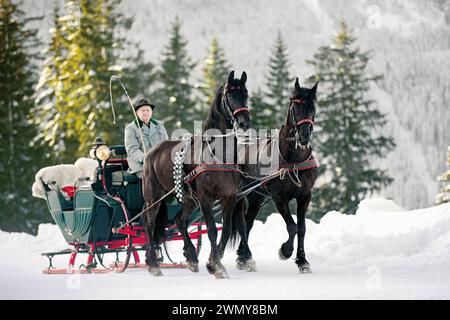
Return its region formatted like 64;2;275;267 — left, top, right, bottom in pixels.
307;21;395;219
199;38;230;119
0;0;51;233
435;146;450;205
265;31;293;128
249;88;272;131
155;17;196;134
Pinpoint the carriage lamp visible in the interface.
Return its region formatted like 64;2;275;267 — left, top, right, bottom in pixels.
95;145;111;161
90;137;111;161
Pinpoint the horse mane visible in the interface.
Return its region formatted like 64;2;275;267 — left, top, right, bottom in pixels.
203;85;225;131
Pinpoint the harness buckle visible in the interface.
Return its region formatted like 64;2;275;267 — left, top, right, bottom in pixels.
280;169;286;180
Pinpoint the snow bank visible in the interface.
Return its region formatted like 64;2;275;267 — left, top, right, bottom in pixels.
0;199;449;299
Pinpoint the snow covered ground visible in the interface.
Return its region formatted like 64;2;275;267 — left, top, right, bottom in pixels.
0;199;449;300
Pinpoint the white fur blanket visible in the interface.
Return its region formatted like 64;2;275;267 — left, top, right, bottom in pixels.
32;158;98;199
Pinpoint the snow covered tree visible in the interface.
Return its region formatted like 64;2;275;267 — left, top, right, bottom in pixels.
265;32;293;128
198;37;230;119
435;146;450;205
34;0;154;161
154;17;197;134
307;21;395;219
0;0;52;233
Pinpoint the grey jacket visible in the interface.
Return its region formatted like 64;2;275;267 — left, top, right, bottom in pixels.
124;119;169;175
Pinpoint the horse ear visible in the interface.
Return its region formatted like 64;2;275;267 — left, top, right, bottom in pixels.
241;71;247;84
311;81;319;99
294;77;300;90
228;71;235;84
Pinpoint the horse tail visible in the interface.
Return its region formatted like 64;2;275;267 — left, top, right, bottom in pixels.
229;198;248;248
229;213;239;248
154;198;168;244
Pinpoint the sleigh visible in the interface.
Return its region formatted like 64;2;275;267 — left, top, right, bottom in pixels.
36;139;220;274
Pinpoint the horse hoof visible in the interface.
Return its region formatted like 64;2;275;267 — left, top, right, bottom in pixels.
187;262;199;273
236;259;257;272
206;263;216;275
214;268;229;279
298;263;312;274
148;266;163;276
278;248;291;260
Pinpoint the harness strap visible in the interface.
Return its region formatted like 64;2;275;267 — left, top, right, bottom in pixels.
296;119;314;127
233;107;250;117
184;163;241;184
262;157;319;185
279;158;319;173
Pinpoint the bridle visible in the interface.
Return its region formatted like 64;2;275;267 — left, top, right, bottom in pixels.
290;98;315;130
289;98;315;149
222;85;250;130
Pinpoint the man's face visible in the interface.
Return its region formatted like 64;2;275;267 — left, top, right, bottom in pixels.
136;106;152;123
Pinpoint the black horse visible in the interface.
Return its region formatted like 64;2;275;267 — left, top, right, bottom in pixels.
235;78;319;273
142;71;251;278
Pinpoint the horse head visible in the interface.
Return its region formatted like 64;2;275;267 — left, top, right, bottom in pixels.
221;70;251;132
288;78;318;149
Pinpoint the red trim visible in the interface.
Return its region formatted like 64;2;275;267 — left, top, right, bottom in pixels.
296;119;314;127
107;158;127;164
195;162;240;167
43;268;112;274
262;158;319;185
293;99;306;104
232;107;249;117
278;159;318;169
185;165;239;183
44;222;221;274
61;186;76;198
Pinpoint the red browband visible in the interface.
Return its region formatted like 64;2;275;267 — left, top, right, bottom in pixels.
292;99;306;104
296;119;314;127
233;107;249;116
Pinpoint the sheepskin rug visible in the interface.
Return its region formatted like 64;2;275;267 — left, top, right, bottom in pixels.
32;158;98;199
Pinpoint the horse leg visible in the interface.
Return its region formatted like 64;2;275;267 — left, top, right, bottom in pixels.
142;162;165;277
233;198;256;272
217;199;234;259
273;195;297;260
296;193;312;273
176;198;199;272
201;195;229;279
236;194;264;263
144;202;163;276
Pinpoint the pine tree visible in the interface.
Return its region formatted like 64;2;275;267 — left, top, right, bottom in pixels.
435;146;450;205
265;31;293;128
34;0;154;161
199;38;230;119
154;17;197;134
307;21;395;219
249;88;272;131
0;0;52;233
112;47;156;143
